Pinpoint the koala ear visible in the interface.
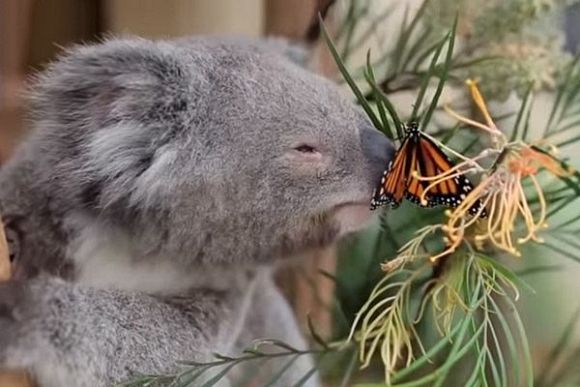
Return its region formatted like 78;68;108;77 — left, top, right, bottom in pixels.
28;39;200;212
30;38;196;129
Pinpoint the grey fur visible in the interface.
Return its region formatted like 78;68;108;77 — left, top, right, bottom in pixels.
0;36;393;386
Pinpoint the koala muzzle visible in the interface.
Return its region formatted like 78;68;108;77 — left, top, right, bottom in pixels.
360;126;395;184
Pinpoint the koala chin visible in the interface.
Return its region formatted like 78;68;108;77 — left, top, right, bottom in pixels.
0;36;394;387
332;203;377;236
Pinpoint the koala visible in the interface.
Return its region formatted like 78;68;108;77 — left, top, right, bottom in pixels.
0;36;394;387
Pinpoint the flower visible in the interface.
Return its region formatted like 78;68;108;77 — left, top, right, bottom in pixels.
445;143;572;257
433;80;573;259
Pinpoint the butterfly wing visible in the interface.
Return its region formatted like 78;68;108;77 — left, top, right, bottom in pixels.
371;125;486;217
404;134;434;208
416;134;486;216
370;137;411;210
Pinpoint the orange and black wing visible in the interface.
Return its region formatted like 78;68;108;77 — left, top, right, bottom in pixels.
370;137;411;210
403;135;435;208
414;134;486;217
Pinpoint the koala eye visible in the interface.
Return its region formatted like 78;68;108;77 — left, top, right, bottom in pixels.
289;143;323;163
294;144;318;153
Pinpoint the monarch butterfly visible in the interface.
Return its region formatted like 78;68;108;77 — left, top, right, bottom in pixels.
371;122;486;217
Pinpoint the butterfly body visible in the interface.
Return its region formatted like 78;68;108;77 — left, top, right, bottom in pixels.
371;122;485;217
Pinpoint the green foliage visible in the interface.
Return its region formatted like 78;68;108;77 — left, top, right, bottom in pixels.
119;340;336;387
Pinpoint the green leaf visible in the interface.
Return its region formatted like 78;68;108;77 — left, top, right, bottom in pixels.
338;351;359;387
339;4;358;61
263;355;301;387
292;365;321;387
199;362;241;387
450;55;504;70
515;264;562;277
486;304;508;387
505;296;534;387
546;234;580;261
392;0;431;73
510;82;534;142
554;210;580;230
412;37;450;71
366;50;396;139
542;241;580;264
476;254;535;295
390;280;485;387
410;33;449;123
402;26;434;70
440;121;462;144
255;339;302;353
364;68;404;139
556;132;580;148
547;117;580;136
420;15;458;130
546;195;580;219
487;296;522;387
212;353;236;362
394;321;485;387
546;55;580;134
463;349;488;387
460;137;481;155
391;321;463;382
170;365;212;387
319;17;382;130
392;5;411;73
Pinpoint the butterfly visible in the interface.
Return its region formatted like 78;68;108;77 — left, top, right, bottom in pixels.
371;121;486;217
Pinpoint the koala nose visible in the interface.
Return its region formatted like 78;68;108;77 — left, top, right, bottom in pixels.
360;126;395;184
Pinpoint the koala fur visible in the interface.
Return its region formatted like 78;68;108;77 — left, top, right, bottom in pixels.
0;36;393;386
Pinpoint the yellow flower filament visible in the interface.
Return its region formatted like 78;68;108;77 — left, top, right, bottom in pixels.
466;79;501;134
443;104;499;135
483;189;503;248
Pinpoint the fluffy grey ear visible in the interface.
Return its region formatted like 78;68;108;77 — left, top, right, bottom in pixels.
29;38;199;131
26;39;203;213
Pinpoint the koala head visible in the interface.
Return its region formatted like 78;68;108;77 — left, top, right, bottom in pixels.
0;37;394;277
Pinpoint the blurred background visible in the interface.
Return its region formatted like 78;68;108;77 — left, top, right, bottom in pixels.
3;0;580;385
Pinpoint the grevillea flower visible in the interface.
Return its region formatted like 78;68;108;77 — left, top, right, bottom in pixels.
412;79;573;263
